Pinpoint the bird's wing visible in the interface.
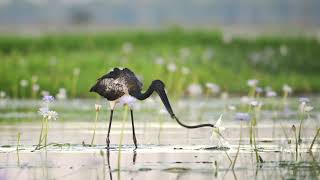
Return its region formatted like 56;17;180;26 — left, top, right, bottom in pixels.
97;68;121;80
119;68;143;94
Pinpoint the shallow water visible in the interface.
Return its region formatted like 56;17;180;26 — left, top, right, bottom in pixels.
0;98;319;180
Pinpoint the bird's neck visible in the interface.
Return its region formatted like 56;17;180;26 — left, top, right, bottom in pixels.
132;83;155;100
132;80;175;118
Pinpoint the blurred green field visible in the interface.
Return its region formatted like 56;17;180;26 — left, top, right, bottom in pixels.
0;29;319;98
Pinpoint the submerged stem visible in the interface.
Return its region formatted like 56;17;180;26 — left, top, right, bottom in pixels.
232;121;243;169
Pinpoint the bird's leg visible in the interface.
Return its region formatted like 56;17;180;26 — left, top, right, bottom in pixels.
106;110;114;148
130;110;138;149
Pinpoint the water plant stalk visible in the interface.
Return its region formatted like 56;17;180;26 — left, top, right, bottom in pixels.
297;110;305;145
232;121;243;169
16;132;21;166
90;110;100;146
36;118;45;149
292;125;298;161
44;118;49;148
309;128;320;152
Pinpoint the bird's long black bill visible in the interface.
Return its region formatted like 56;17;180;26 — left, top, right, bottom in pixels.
155;87;214;129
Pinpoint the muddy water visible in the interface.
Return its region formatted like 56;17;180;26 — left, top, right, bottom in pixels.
0;98;319;180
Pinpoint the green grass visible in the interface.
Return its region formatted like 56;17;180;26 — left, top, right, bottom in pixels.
0;29;319;98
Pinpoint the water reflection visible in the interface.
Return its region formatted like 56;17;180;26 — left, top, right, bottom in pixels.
106;149;137;180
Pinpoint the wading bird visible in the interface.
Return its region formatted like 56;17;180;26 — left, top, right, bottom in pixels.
90;67;215;149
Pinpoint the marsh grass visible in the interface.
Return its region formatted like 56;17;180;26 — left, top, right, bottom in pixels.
0;31;320;98
232;121;243;169
90;108;100;146
309;128;320;152
16;132;21;166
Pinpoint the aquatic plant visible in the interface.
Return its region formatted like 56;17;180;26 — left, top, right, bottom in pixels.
291;125;298;161
31;84;40;99
205;83;220;97
16;132;21;166
250;100;263;164
35;95;58;150
282;84;292;110
91;104;102;146
232;112;251;169
20;79;28;98
309;128;320;152
297;97;313;144
56;88;67;100
247;79;258;98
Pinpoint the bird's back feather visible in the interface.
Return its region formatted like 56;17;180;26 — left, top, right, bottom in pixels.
90;67;143;101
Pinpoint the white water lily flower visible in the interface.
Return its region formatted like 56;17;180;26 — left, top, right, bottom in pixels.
32;84;40;92
20;79;28;87
167;63;177;72
56;88;67;100
240;96;252;104
206;83;220;94
95;104;102;112
187;83;203;96
250;100;263;107
47;110;58;121
38;107;49;118
283;84;292;93
266;91;277;97
247;79;258;87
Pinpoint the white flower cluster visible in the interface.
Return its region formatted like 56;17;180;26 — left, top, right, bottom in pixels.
38;95;58;120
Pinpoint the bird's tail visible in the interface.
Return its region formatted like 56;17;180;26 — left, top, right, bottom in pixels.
153;80;215;129
89;84;97;92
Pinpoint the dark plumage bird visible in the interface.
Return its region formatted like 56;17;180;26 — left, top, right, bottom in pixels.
90;67;215;149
